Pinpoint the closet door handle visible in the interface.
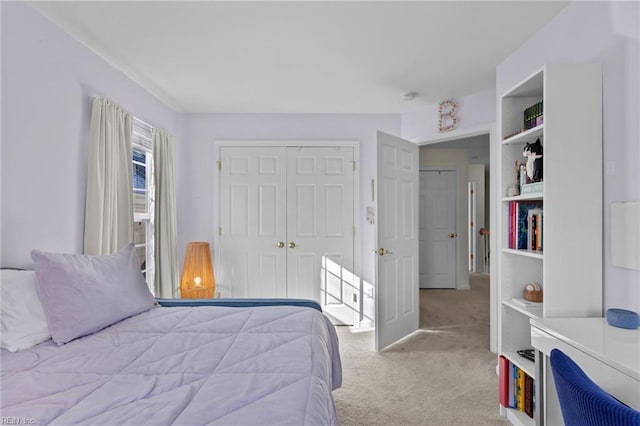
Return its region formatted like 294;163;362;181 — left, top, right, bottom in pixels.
376;247;392;256
288;242;296;249
273;241;285;248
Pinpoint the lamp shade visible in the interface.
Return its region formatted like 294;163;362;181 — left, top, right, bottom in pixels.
180;242;215;298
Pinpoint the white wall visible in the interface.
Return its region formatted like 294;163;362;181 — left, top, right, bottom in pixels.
1;2;184;268
401;89;496;143
5;0;637;315
0;2;399;325
496;1;640;312
177;113;400;321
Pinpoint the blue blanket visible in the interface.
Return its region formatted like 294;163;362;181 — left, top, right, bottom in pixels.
156;297;323;312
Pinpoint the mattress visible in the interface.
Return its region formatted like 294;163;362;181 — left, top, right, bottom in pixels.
1;305;342;425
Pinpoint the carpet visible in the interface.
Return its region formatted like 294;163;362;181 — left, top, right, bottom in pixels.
333;273;508;425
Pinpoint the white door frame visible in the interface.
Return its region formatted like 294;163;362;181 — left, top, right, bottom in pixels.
213;140;361;319
418;123;497;353
468;180;477;272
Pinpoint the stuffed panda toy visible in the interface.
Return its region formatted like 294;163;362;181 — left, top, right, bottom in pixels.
522;139;543;183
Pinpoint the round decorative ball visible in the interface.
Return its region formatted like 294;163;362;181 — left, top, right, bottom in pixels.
525;282;541;292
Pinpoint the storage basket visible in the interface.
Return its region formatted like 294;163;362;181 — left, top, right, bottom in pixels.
523;289;543;303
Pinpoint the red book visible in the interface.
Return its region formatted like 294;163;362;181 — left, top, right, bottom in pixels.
508;202;516;249
499;355;509;407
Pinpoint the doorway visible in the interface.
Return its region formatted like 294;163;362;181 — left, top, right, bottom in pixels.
419;169;457;289
418;130;495;351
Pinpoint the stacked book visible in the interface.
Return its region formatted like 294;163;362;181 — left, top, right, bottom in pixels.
508;201;544;251
524;101;544;130
499;355;535;418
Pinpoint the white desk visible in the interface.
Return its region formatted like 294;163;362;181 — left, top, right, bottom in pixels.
530;317;640;426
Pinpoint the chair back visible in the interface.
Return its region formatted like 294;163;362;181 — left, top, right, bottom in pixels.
550;348;640;426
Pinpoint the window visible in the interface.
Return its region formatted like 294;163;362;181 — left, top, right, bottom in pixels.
132;117;155;294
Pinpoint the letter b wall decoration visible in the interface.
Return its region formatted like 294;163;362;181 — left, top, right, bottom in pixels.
438;99;459;132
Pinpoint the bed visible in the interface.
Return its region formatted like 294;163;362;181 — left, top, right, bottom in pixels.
0;245;342;425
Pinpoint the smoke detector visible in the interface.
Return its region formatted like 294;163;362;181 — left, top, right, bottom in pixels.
402;91;418;101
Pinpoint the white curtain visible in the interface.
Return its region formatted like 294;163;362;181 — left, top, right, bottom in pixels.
153;128;178;298
84;97;133;255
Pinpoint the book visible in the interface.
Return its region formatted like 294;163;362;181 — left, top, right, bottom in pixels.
519;164;527;192
509;363;516;408
509;202;516;249
523;100;543;130
516;201;543;250
499;355;510;407
536;212;543;251
527;208;543;251
516;367;525;411
521;181;543;195
524;374;534;418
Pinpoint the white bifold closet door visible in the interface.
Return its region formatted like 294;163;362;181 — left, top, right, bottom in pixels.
219;145;355;324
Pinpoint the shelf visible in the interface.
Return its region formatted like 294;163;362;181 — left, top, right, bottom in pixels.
505;407;535;426
503;300;542;319
503;351;536;379
499;64;603;426
502;125;544;145
502;193;544;202
502;248;543;260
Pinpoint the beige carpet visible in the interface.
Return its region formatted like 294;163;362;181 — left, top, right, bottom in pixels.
333;274;508;426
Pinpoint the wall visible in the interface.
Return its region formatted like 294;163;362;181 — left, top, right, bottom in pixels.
9;0;635;318
0;2;399;324
401;89;496;143
177;113;401;322
0;2;184;268
496;1;640;311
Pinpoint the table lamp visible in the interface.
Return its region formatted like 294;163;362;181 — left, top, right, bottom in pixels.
180;242;215;298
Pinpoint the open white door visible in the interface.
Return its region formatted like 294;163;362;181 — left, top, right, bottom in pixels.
375;131;419;351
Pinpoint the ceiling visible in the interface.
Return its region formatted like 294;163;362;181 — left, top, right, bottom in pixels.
28;1;569;114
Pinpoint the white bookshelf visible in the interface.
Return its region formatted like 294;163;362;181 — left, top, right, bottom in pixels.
497;64;603;426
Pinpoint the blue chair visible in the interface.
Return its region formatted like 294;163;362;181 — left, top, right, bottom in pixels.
550;348;640;426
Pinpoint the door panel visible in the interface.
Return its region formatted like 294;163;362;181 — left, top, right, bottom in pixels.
296;184;317;236
229;184;249;236
287;253;315;298
376;132;419;351
325;185;345;236
219;146;287;298
287;147;355;324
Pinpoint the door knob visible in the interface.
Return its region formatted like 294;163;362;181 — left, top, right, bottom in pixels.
449;233;457;239
288;242;296;249
273;241;285;248
376;247;392;256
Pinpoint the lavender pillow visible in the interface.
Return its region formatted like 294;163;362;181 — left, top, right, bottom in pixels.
31;243;156;344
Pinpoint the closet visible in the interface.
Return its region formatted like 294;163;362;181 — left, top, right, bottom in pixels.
217;144;356;323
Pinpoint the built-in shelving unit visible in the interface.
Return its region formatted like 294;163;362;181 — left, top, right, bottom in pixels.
497;64;603;426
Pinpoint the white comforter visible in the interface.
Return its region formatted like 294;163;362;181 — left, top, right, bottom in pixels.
1;305;342;425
